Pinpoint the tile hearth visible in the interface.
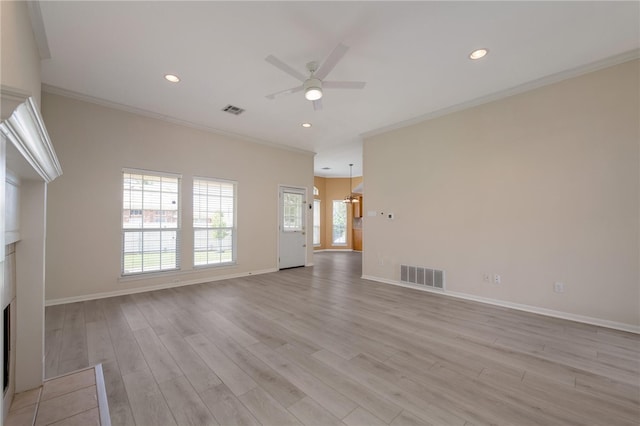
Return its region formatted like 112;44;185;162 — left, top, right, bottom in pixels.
6;365;110;426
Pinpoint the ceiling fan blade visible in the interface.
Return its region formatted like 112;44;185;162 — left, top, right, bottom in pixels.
315;43;349;80
323;81;366;90
312;98;323;111
265;85;303;100
265;55;307;82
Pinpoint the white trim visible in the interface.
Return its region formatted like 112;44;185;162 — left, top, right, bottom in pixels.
278;185;308;269
362;49;640;140
123;167;182;179
46;268;278;306
42;84;316;157
314;249;354;252
94;364;111;426
5;169;20;244
361;275;640;334
5;169;20;186
0;96;62;183
193;175;238;186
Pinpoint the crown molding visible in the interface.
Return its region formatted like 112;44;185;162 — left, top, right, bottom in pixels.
41;84;316;157
362;49;640;140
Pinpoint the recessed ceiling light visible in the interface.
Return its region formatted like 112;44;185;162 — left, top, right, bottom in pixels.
164;74;180;83
301;123;312;128
469;48;489;60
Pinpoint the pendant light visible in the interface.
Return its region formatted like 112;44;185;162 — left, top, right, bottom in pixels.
343;164;359;203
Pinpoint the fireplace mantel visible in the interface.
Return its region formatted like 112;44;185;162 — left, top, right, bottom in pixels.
1;87;62;183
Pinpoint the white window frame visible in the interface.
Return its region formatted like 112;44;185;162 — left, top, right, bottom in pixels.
332;200;347;246
282;191;305;232
193;177;237;268
121;168;181;276
313;199;321;246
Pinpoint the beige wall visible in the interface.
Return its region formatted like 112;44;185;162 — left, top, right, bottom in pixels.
1;1;42;104
43;92;314;302
363;60;639;328
314;176;362;250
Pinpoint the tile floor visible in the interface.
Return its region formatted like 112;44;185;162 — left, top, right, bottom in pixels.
6;365;109;426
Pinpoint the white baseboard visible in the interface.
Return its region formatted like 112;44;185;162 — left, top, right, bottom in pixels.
314;249;354;252
45;268;277;306
361;275;639;334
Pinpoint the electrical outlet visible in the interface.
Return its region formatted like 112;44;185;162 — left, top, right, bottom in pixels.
493;274;501;284
554;282;565;293
483;273;491;283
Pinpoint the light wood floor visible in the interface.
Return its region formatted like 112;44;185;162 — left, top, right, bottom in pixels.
45;252;639;426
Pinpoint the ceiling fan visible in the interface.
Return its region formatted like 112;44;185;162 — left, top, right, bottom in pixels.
265;43;366;111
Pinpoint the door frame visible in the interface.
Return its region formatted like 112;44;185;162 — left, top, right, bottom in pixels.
277;184;309;269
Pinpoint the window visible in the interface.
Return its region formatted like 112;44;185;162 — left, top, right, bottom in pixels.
193;178;236;266
313;186;319;196
282;192;304;231
313;199;321;246
332;200;347;245
122;170;180;275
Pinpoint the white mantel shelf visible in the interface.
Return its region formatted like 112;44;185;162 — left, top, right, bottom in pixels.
0;88;62;183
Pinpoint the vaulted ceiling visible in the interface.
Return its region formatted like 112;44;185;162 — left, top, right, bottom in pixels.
36;1;639;177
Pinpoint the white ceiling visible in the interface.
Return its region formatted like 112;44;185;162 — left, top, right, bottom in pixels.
36;1;639;177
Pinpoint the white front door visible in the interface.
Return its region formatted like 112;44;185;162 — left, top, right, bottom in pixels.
279;186;306;269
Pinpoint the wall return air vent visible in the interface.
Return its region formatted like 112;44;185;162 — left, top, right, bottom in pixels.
222;104;245;115
400;264;445;290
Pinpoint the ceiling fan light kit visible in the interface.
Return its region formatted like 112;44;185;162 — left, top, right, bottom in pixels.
304;78;323;101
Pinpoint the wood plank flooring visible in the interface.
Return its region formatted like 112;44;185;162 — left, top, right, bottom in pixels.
45;252;640;426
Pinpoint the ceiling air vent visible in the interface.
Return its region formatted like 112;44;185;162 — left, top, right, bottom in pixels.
222;104;245;115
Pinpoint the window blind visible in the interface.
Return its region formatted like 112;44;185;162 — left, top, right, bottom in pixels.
122;170;181;275
193;177;237;266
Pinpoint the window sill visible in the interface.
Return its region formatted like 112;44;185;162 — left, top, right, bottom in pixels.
193;261;237;270
119;268;180;282
118;264;234;283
